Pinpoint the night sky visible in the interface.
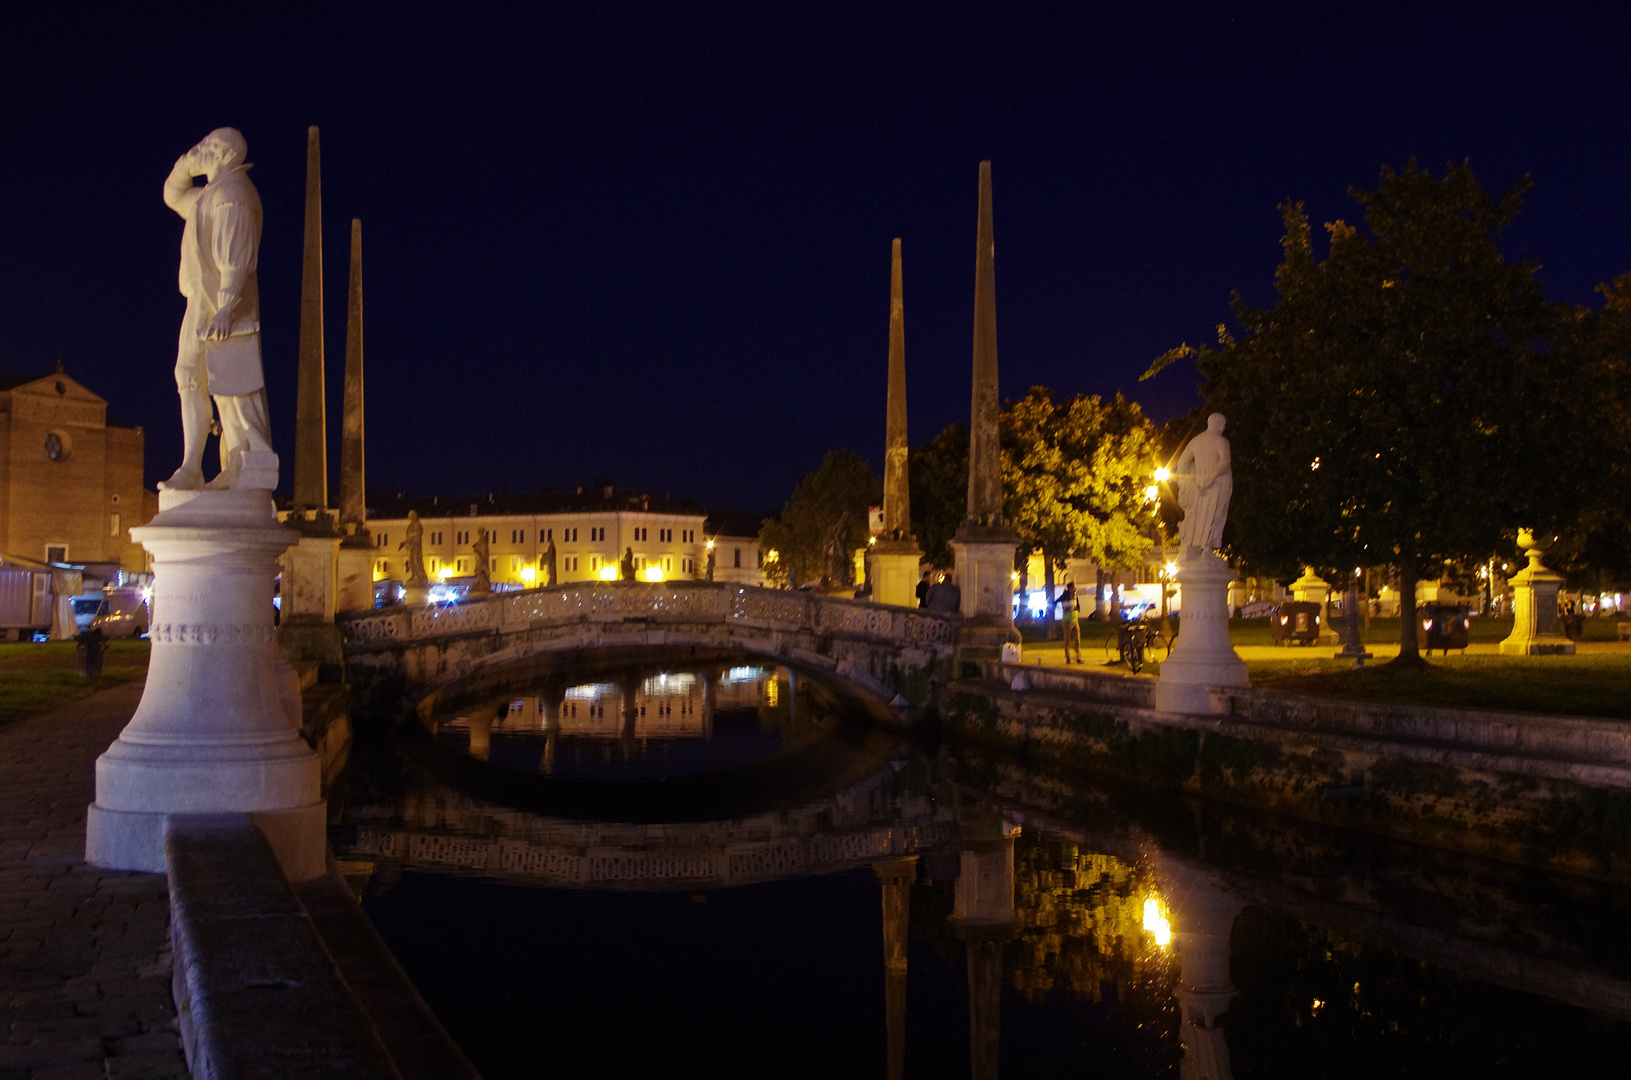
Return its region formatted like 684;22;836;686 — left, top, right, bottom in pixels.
3;4;1627;512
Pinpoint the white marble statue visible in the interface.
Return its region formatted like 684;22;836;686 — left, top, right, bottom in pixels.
1174;413;1233;557
159;128;274;491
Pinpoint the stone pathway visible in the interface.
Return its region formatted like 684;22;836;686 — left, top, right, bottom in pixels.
0;678;188;1080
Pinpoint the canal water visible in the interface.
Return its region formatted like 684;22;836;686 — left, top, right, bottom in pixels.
334;656;1631;1078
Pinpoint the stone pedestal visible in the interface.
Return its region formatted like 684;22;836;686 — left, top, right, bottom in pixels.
87;489;326;881
951;523;1020;671
1289;566;1337;644
870;540;923;608
1500;533;1574;655
336;540;374;613
281;533;340;620
1157;553;1248;715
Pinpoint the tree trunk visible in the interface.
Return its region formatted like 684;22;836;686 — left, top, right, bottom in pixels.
1094;568;1106;619
1391;558;1427;667
1016;549;1031;629
1043;559;1057;640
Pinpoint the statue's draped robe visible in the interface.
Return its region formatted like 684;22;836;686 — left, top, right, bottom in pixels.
1175;431;1232;553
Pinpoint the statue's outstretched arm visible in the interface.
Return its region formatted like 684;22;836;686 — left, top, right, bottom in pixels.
163;154;203;219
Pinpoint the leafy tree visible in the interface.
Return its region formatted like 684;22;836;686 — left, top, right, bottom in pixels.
1002;388;1161;616
1146;161;1619;664
758;449;878;589
908;424;970;570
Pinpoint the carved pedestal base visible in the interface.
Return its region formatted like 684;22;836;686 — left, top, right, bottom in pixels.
870;542;924;608
952;526;1020;672
1156;552;1248;715
336;541;375;613
86;490;325;881
1500;545;1574;655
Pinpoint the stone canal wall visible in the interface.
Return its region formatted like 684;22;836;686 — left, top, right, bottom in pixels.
948;668;1631;882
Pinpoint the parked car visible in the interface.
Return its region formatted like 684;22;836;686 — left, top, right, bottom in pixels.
89;589;149;638
71;597;103;631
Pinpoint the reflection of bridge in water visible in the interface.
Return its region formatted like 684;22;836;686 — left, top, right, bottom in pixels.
341;738;1631;1078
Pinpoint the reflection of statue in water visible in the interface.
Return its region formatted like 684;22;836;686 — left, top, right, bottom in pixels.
1174;413;1233;557
399;510;429;588
470;529;491;595
620;547;635;581
159;128;274;491
822;511;853;588
544;537;558;587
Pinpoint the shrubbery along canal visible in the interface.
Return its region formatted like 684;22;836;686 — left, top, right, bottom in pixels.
332;655;1631;1077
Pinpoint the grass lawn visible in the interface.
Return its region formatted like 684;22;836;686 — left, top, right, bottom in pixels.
1021;614;1631;718
0;640;149;730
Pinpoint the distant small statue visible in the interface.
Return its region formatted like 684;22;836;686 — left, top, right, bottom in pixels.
470;528;491;594
705;545;715;582
159;128;274;491
822;511;852;588
399;510;429;588
620;546;636;581
1174;412;1233;558
544;537;558;586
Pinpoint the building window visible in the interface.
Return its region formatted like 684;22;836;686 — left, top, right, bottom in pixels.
429;558;441;573
456;530;469;545
662;556;672;572
46;545;66;563
590;555;602;573
683;557;694;573
375;560;387;575
566;556;579;572
109;513;121;538
431;531;443;545
456;558;468;573
735;548;743;568
541;529;551;543
375;532;388;548
510;556;520;572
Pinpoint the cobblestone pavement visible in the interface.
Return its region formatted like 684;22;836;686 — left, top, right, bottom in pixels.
0;678;189;1079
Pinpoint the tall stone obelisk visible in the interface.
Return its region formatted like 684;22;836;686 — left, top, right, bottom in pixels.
293;125;328;515
950;162;1021;669
279;126;344;664
871;238;924;607
334;218;375;611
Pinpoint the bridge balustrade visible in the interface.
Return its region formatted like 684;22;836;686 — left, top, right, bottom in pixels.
338;581;958;650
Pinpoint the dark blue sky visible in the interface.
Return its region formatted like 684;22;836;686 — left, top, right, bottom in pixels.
2;3;1627;510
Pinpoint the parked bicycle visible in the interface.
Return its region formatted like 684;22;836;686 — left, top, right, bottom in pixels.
1103;618;1153;673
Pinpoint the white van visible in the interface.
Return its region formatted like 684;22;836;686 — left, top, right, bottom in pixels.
89;589;149;638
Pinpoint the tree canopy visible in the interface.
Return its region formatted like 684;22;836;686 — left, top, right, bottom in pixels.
1145;161;1627;661
758;449;878;589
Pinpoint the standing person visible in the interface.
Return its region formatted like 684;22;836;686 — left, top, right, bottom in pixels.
1057;580;1083;664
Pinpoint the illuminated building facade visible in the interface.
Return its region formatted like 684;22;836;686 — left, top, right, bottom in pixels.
365;489;768;588
0;370;153;571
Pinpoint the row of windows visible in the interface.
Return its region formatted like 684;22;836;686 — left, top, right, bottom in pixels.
379;548;748;575
376;524;693;548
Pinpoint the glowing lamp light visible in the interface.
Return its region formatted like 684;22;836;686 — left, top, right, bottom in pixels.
597;565;619;581
436;567;454;581
1153;467;1171;483
1164;561;1177;577
868;536;877;546
706;539;715;550
643;565;665;582
1143;484;1160;503
519;566;537;585
1143;897;1172;948
765;549;780;564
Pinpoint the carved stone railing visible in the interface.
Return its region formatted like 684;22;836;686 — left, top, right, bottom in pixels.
338;581;959;653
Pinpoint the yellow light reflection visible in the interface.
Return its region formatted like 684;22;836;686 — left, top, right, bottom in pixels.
1143;896;1172;948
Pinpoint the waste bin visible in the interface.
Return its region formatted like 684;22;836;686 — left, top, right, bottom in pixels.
1271;601;1323;646
1416;604;1470;654
76;628;105;680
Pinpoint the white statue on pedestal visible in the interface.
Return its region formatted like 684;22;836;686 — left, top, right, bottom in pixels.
1156;411;1248;715
1174;413;1232;558
160;128;275;491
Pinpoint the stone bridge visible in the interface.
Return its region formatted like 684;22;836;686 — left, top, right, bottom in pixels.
337;581;960;707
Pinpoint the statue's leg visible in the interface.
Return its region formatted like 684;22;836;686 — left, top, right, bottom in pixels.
205;390;272;490
161;304;209;490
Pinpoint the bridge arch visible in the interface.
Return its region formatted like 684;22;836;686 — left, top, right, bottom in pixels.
339;581;959;709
